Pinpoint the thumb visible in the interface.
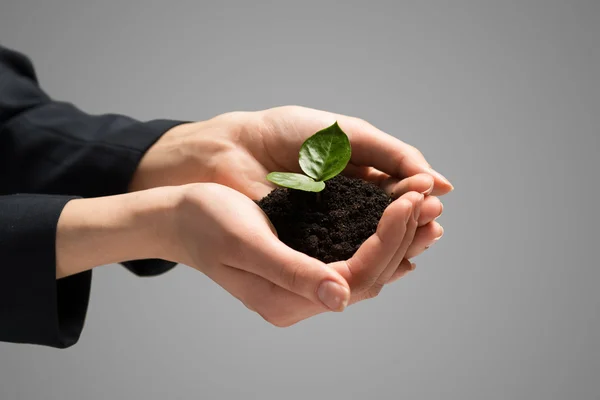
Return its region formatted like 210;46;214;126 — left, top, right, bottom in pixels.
236;235;351;312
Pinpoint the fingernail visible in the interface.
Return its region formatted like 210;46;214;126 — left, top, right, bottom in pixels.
425;167;453;190
410;262;417;270
434;226;445;241
421;181;434;195
435;202;444;221
318;280;349;311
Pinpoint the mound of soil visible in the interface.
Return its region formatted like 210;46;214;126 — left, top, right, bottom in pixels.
256;175;390;263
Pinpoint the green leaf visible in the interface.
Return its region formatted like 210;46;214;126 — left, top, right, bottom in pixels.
299;121;352;182
267;172;326;192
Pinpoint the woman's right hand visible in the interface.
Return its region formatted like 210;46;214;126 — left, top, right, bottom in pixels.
58;181;439;327
161;182;431;327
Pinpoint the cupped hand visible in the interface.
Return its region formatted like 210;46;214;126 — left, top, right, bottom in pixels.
132;105;452;199
131;105;450;269
167;183;429;326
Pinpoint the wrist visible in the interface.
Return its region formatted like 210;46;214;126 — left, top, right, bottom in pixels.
128;112;249;192
128;121;207;192
55;187;182;278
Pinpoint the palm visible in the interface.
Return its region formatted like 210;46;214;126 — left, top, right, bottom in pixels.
210;123;315;200
212;108;370;199
210;144;277;200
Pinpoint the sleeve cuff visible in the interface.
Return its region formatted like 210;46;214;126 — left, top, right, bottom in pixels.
121;259;177;277
0;194;90;348
93;118;188;197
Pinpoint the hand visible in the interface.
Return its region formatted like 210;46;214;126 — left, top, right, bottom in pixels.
167;183;428;326
130;106;450;266
56;183;429;326
131;106;453;198
56;184;352;313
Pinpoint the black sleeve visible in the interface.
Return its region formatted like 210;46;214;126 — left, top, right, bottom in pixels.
0;194;90;348
0;45;186;347
0;45;186;276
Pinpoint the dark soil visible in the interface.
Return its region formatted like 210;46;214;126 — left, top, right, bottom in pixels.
256;175;391;263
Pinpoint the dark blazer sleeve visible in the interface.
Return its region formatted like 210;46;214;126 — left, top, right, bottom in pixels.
0;45;186;347
0;194;90;348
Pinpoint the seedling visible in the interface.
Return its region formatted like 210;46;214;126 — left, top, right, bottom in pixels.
267;121;352;192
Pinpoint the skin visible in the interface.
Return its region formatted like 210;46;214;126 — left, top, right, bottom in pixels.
56;106;451;327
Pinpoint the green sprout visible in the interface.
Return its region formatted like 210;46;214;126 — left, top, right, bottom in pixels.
267;121;352;192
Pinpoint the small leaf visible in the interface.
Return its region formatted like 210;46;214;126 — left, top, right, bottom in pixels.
267;172;326;192
299;121;351;182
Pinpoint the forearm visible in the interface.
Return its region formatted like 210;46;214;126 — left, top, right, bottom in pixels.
56;187;180;279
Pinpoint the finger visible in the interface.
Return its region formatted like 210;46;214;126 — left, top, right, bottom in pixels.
344;167;435;198
341;193;415;293
386;174;435;199
335;117;454;195
344;168;442;227
418;196;443;227
377;192;423;285
405;221;444;259
342;164;388;185
343;166;443;225
232;233;351;312
205;263;326;327
386;259;416;285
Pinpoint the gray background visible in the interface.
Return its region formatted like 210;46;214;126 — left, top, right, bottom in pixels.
1;0;599;399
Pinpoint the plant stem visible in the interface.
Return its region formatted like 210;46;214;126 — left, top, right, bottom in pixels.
316;192;321;204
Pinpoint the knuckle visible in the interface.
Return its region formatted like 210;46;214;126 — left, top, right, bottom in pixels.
365;282;384;299
407;145;429;165
351;116;371;129
240;288;262;313
242;299;257;312
283;104;305;113
280;263;300;291
257;306;292;328
253;286;302;328
251;284;288;327
408;144;421;155
214;110;243;122
266;105;303;117
269;316;294;328
393;151;409;168
350;117;383;137
351;271;380;293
